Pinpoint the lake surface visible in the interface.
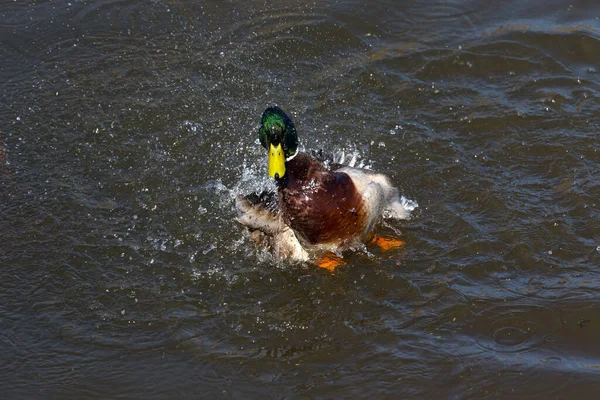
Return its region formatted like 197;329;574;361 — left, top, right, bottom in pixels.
1;0;600;398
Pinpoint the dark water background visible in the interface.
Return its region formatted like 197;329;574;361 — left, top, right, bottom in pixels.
1;0;600;398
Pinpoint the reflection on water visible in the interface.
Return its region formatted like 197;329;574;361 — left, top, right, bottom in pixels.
1;0;600;398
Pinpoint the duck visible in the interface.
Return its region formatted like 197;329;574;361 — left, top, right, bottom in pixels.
236;106;416;270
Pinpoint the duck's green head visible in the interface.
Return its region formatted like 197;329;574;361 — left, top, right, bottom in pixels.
258;106;298;179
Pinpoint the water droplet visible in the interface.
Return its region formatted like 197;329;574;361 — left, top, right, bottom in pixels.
203;245;215;255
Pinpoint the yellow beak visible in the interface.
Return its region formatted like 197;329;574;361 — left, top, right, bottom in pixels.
268;143;286;179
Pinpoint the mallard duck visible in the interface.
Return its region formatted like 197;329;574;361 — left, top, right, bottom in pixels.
236;106;416;270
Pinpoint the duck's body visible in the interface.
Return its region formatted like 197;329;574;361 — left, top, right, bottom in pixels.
236;106;415;264
279;152;366;246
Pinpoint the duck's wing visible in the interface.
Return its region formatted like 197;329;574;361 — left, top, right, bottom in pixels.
236;191;310;262
236;191;285;234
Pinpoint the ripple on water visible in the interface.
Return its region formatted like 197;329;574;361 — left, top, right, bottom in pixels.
471;302;562;354
456;351;578;400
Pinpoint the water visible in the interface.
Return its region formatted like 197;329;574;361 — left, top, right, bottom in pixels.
1;0;599;398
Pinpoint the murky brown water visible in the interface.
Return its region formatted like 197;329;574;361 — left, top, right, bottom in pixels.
1;0;600;398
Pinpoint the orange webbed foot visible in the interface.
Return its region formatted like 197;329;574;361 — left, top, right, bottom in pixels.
314;253;346;272
370;234;405;251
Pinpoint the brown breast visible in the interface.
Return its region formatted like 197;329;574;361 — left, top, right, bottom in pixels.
278;153;367;245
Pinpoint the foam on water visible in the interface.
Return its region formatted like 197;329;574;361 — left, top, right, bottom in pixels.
386;195;419;220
